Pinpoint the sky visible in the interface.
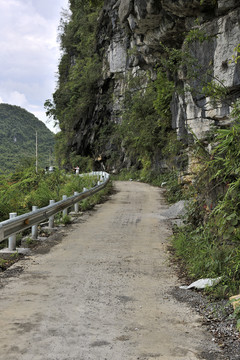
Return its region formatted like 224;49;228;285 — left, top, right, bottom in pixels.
0;0;70;133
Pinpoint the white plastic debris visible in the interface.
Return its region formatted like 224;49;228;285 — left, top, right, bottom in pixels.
180;277;222;290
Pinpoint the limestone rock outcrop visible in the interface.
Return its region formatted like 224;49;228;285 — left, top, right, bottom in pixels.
100;0;240;140
71;0;240;171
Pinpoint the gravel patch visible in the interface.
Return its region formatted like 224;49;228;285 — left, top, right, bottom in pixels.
171;283;240;359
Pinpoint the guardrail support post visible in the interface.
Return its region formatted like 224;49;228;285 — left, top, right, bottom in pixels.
49;200;55;228
83;187;87;192
8;212;17;251
31;206;38;240
62;195;68;217
74;192;79;213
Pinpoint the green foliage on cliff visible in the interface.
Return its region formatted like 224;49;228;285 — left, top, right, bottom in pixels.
119;70;180;172
120;76;163;166
231;43;240;64
0;104;54;173
45;0;103;167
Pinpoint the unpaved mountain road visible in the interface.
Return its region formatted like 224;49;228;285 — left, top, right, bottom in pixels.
0;181;223;360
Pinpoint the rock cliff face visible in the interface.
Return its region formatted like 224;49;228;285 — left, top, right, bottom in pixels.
70;0;240;171
98;0;239;149
172;4;240;141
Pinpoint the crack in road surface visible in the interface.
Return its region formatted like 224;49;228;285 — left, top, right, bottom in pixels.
0;181;223;360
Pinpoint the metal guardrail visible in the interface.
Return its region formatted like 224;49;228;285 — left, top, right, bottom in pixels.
0;171;110;244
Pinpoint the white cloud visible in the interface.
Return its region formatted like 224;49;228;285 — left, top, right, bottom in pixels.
29;107;60;134
8;91;28;107
0;0;69;131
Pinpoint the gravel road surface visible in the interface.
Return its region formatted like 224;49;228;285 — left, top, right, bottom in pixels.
0;181;223;360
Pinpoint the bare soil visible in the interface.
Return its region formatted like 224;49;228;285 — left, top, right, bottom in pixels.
0;181;233;359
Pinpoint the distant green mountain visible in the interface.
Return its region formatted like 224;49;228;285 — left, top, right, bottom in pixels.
0;103;55;173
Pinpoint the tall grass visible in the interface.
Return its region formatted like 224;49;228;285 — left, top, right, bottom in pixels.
0;166;100;221
173;221;240;297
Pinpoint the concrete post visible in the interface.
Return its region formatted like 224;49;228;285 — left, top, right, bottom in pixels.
74;192;79;213
8;212;17;251
31;206;38;240
49;200;55;228
62;195;68;217
83;187;88;192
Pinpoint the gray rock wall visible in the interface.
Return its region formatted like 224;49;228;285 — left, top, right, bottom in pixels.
98;0;240;143
72;0;240;171
173;7;240;142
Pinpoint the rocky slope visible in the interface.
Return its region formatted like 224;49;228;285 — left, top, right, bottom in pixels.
59;0;240;172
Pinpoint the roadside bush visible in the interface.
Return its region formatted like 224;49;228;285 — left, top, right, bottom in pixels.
173;221;240;296
0;165;105;222
25;181;55;209
60;174;98;198
61;214;72;225
172;102;240;297
80;181;113;211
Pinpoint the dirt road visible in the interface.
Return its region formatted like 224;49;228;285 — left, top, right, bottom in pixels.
0;181;222;360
